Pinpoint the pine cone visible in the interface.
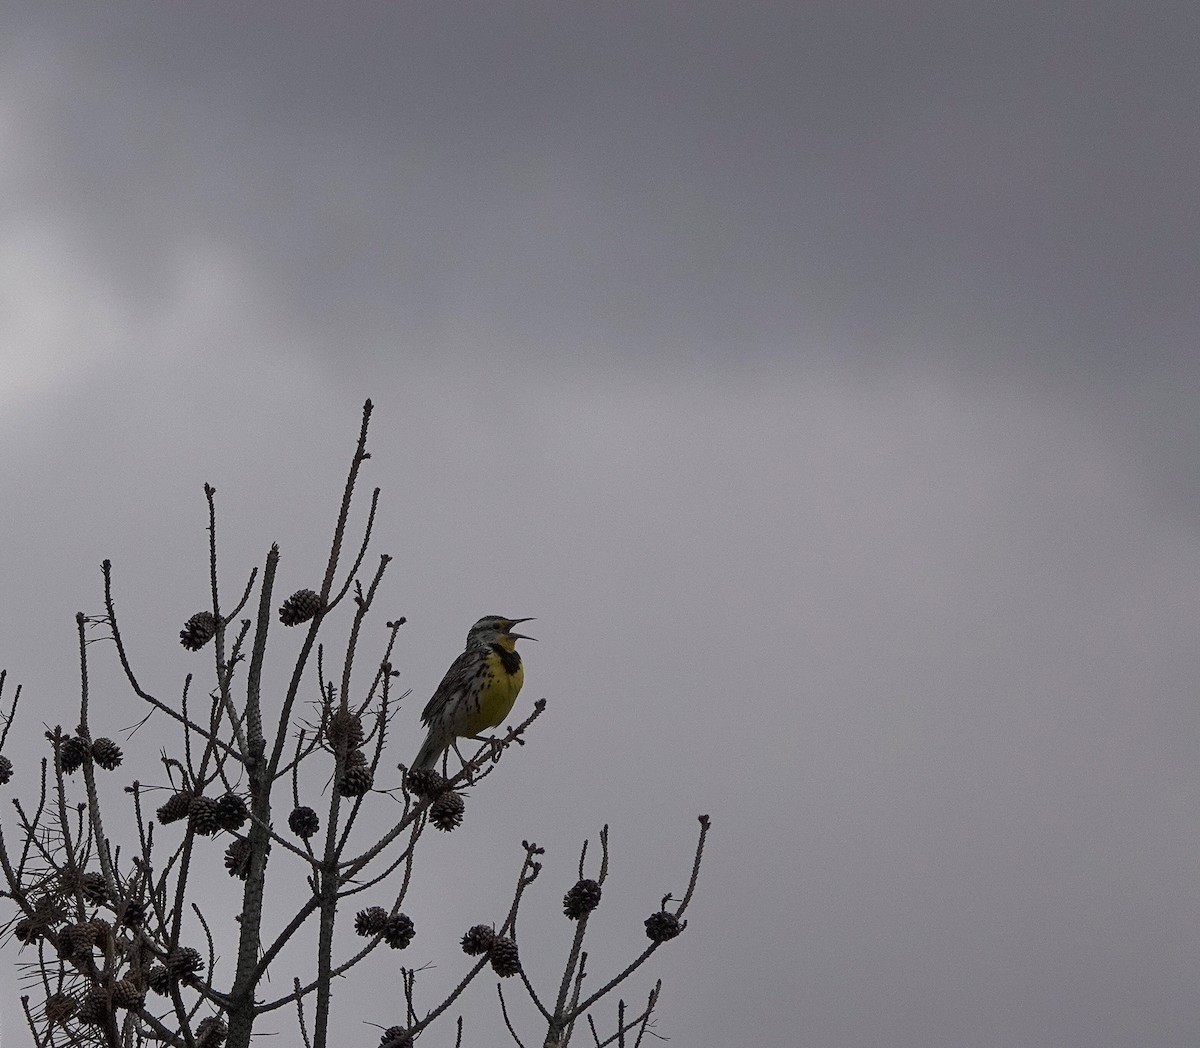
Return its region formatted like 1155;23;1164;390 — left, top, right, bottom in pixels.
118;899;147;929
288;805;320;839
382;913;415;950
147;965;172;995
0;754;12;785
76;987;110;1025
44;991;78;1025
197;1016;229;1047
488;936;521;978
429;790;465;832
461;924;495;956
81;872;109;904
180;611;217;650
643;910;684;943
345;747;368;768
224;838;252;879
89;917;113;945
57;921;99;958
563;878;602;920
165;945;204;978
14;918;37;943
405;767;447;799
279;588;324;627
91;737;123;771
33;894;68;925
338;763;374;797
157;790;195;825
355;906;388;937
111;977;146;1010
379;1026;413;1048
189;796;221;836
379;1027;413;1048
326;708;364;749
55;869;84;899
60;735;90;774
215;792;249;831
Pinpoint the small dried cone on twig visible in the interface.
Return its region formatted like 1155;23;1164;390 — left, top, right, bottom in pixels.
405;767;447;799
488;936;521;977
189;796;222;836
91;738;123;770
429;790;465;831
179;611;217;650
60;735;90;774
563;878;602;919
382;913;415;950
224;837;252;879
279;588;324;627
288;805;319;838
644;910;685;943
215;792;249;831
460;924;495;956
57;921;99;959
338;762;373;797
44;991;77;1026
111;977;146;1010
326;708;365;749
197;1016;229;1047
76;987;110;1025
147;965;171;996
165;945;204;979
157;790;194;825
355;906;388;936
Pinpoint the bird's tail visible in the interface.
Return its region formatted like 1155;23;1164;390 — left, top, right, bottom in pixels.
411;732;444;772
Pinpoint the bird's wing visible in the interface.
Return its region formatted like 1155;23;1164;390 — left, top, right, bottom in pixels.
420;648;479;725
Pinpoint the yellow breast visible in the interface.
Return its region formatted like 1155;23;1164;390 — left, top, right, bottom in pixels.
467;649;525;734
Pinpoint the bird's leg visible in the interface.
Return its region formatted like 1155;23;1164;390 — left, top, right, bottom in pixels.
450;739;476;784
466;734;505;763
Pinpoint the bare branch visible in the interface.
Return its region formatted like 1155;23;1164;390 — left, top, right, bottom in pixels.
498;981;528;1048
101;560;242;762
567;815;710;1021
296;977;313;1048
0;401;706;1048
0;670;23;751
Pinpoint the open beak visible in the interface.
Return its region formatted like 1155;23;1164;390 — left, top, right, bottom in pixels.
507;617;537;641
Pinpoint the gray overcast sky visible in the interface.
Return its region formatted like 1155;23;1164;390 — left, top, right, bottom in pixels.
2;3;1199;1046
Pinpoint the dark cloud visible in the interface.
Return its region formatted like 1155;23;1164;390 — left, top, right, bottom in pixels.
10;3;1197;380
3;5;1199;1046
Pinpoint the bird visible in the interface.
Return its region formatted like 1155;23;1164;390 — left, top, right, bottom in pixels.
410;615;535;771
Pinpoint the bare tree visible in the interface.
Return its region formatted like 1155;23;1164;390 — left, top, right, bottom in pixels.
0;400;709;1048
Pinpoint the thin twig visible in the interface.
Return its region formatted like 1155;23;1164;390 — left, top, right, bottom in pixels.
295;977;313;1048
407;955;491;1036
498;982;527;1048
0;670;22;750
327;486;382;612
102;560;242;761
567;816;710;1021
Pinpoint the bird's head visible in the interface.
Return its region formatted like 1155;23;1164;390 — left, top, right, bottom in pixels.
466;615;536;650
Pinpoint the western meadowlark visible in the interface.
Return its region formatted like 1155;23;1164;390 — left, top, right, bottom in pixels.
411;615;535;770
